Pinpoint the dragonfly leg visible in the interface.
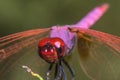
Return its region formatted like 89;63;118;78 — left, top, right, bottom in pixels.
54;60;63;80
62;58;75;80
59;59;67;80
46;63;53;80
54;63;58;79
54;63;60;80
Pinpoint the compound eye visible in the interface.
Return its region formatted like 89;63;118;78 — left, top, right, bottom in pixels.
38;37;66;63
51;38;66;57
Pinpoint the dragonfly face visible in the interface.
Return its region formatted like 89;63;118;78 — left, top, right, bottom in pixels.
38;37;66;63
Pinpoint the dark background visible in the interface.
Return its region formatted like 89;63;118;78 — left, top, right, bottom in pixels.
0;0;119;37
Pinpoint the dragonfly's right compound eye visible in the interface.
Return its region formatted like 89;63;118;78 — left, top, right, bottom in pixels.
38;37;66;63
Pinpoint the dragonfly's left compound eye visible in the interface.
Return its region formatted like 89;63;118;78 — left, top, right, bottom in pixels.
38;37;66;63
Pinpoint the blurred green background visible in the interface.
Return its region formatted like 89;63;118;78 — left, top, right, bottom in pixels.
0;0;120;36
0;0;120;80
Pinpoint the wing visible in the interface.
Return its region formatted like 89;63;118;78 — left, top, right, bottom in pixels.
0;28;50;62
0;28;51;80
69;27;120;80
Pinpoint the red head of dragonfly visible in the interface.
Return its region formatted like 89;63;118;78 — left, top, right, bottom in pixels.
38;37;66;63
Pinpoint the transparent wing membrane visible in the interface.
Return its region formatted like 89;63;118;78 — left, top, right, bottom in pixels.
73;28;120;80
0;28;50;46
0;28;50;80
0;43;49;80
0;28;50;62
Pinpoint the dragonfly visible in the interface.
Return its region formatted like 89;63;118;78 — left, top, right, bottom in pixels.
0;3;120;80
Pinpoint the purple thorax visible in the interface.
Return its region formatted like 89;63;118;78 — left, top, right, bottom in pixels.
50;25;76;54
